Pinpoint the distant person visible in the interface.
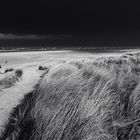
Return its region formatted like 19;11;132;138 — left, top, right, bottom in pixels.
5;60;7;64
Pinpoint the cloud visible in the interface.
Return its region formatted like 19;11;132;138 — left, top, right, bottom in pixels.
0;33;46;39
0;33;72;40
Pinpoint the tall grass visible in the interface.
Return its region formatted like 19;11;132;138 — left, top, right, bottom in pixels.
1;91;35;140
2;52;140;140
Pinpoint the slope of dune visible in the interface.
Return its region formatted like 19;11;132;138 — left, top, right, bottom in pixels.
1;51;140;140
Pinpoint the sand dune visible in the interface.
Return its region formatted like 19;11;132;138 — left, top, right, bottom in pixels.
1;50;140;140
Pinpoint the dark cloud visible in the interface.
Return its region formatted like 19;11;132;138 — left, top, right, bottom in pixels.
0;1;140;46
0;33;46;39
0;33;72;40
0;0;140;35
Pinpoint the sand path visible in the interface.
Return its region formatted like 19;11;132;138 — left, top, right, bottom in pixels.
0;67;42;135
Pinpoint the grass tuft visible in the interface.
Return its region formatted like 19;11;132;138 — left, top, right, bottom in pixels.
15;69;23;78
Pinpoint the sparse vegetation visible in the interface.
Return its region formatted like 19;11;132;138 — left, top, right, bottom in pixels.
5;68;14;73
2;52;140;140
38;66;48;70
0;74;19;89
15;69;23;77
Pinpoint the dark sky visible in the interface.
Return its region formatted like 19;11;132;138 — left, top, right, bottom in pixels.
0;0;140;46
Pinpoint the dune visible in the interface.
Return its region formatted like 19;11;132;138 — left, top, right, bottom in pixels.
1;51;140;140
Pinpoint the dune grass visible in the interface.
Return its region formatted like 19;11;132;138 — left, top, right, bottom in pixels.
0;69;23;90
15;69;23;78
0;91;34;140
2;52;140;140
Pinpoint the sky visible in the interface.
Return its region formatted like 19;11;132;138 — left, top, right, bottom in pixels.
0;0;140;46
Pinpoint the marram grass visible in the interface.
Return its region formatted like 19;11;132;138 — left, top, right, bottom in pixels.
2;52;140;140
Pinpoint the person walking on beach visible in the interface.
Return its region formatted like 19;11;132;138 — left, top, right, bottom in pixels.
5;60;7;64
